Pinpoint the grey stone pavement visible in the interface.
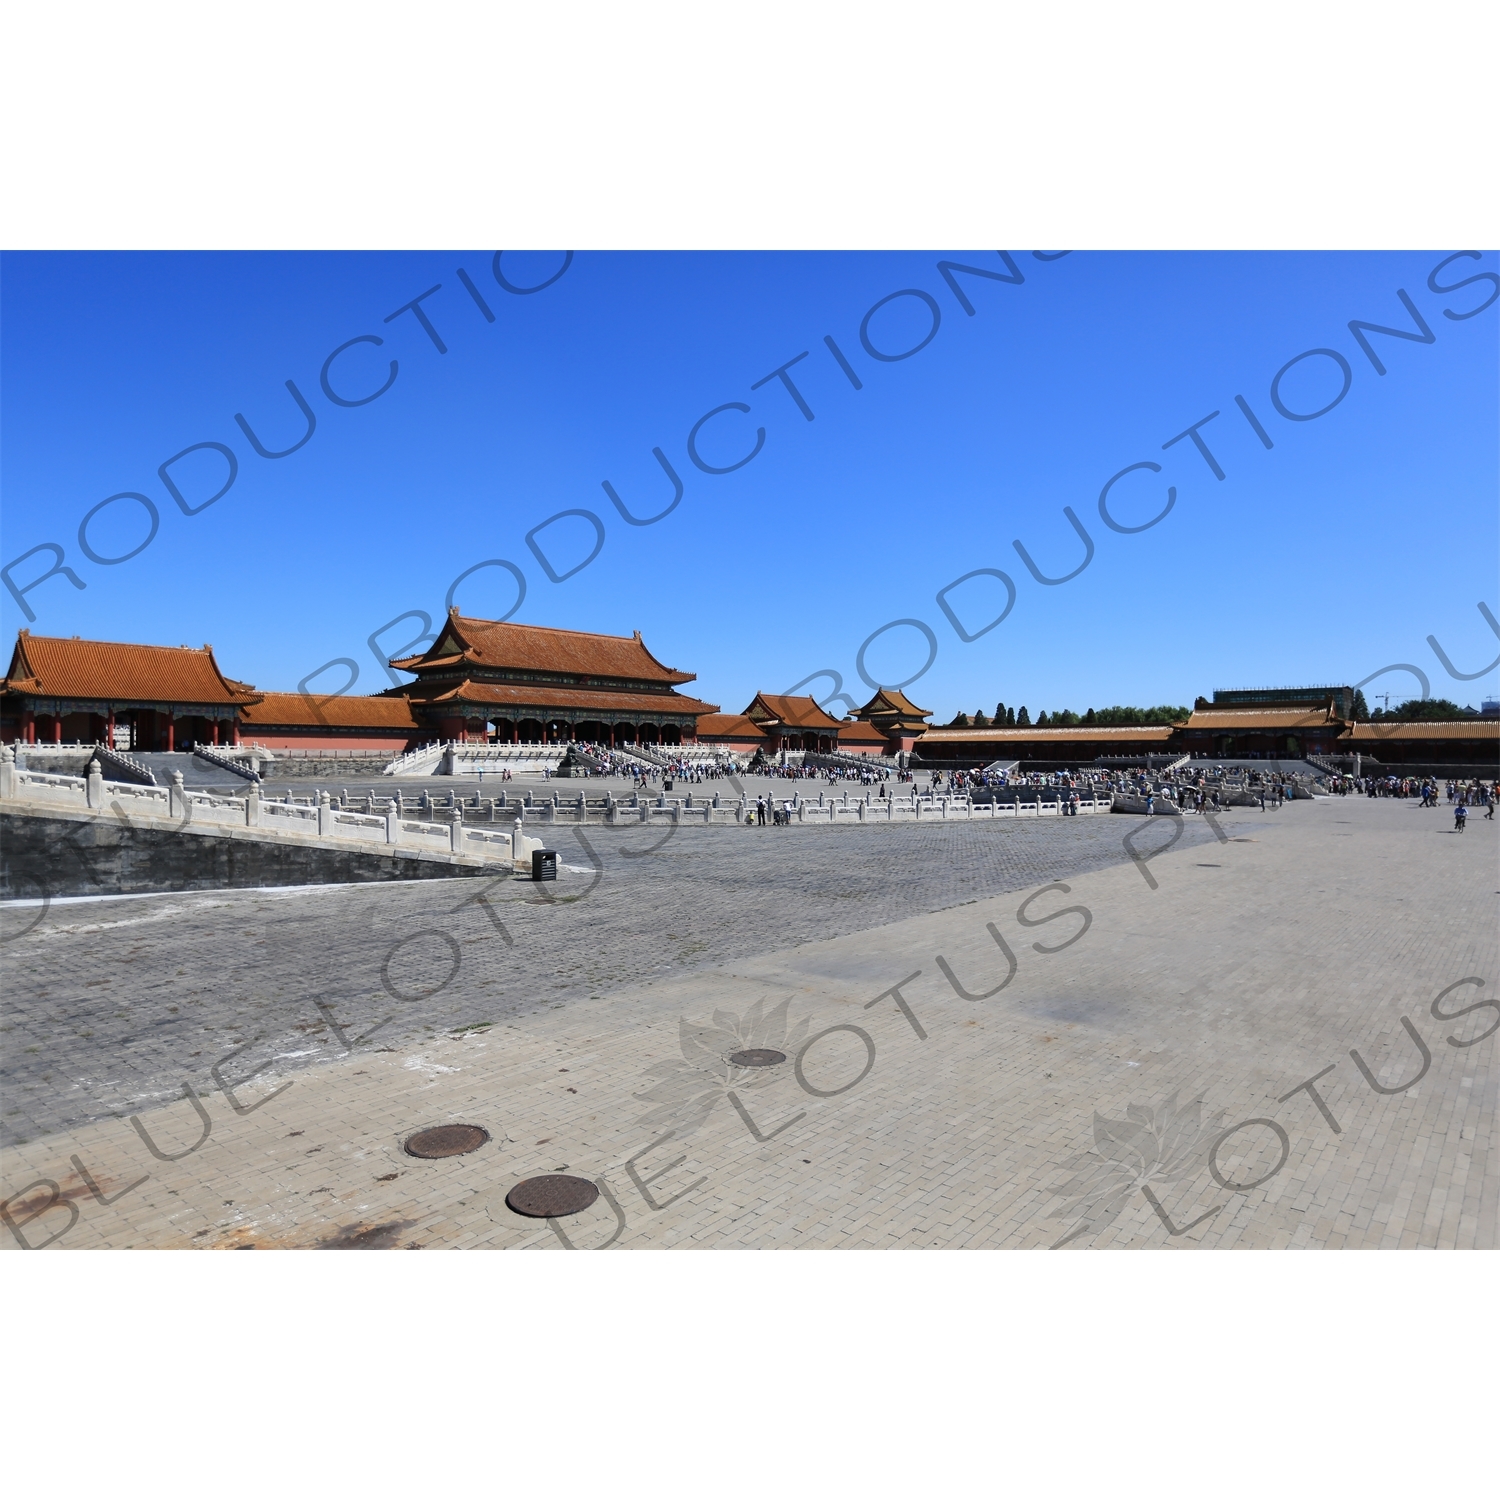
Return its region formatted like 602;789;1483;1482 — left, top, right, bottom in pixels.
1;800;1243;1145
1;793;1494;1250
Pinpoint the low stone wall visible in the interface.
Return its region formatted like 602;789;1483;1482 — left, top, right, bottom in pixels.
503;789;1111;825
0;809;498;899
257;754;395;780
10;749;95;775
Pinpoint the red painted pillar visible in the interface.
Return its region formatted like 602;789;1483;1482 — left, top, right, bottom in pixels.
231;720;241;746
52;716;63;743
23;708;34;743
165;716;175;752
212;720;220;746
106;709;116;748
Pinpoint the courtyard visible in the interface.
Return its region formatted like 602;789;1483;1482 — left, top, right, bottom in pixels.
2;792;1493;1250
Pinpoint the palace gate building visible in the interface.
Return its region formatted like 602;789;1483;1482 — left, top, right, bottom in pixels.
696;693;852;758
1;632;258;749
388;611;717;746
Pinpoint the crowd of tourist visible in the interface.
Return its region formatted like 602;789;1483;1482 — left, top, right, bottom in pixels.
1356;773;1495;807
557;743;743;786
755;760;906;786
526;741;1498;828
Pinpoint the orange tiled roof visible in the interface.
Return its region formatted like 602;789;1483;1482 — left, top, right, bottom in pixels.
1343;720;1499;742
696;713;767;740
239;692;422;731
744;693;846;731
839;719;890;744
2;631;259;705
1182;707;1335;730
921;724;1178;743
858;688;931;719
392;613;695;684
401;681;718;717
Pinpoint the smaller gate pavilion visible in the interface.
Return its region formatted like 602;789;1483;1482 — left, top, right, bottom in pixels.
1;631;258;749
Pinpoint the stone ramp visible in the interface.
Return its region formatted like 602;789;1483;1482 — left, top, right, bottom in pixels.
0;808;508;899
0;748;541;898
129;751;240;788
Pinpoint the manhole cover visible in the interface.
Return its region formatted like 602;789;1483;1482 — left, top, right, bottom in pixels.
506;1174;599;1218
403;1124;490;1159
729;1048;786;1067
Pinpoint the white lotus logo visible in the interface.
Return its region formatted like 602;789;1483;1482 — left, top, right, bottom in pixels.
634;997;811;1137
1047;1091;1227;1247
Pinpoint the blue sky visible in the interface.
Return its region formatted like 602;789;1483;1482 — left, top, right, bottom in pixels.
2;250;1496;719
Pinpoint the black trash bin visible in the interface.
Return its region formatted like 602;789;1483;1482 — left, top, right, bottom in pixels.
532;849;558;881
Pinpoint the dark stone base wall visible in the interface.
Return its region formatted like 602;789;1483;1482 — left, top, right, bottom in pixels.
0;812;492;900
1359;761;1499;779
257;756;397;779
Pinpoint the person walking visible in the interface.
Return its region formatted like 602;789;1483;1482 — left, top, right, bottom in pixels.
1455;802;1467;833
755;795;766;826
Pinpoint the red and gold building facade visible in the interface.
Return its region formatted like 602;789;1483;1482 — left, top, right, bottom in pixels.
2;617;718;753
388;612;717;747
8;634;1493;771
1;633;257;750
695;693;848;757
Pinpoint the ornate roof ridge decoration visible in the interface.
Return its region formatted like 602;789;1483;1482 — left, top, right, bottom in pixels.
3;632;262;707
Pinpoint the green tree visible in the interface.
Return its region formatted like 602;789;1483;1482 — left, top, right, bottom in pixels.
994;701;1006;724
1036;711;1050;726
973;710;989;728
949;711;971;728
1392;697;1469;721
1016;706;1031;727
1084;707;1097;725
1350;688;1370;720
1092;704;1191;727
1006;707;1016;726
